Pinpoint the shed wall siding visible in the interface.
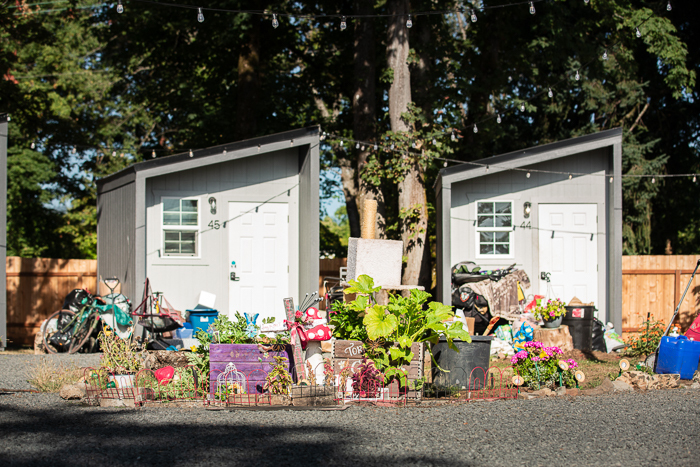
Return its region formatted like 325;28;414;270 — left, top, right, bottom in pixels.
144;149;300;314
449;149;608;318
97;182;137;299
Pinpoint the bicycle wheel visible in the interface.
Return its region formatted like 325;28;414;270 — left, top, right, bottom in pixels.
68;313;100;354
42;309;76;354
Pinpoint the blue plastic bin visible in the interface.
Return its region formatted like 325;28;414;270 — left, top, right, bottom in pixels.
656;335;700;379
187;309;218;335
175;322;193;339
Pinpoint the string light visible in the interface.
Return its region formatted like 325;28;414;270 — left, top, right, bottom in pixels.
473;124;478;134
667;1;672;12
340;16;347;30
451;131;456;142
361;145;365;151
197;8;204;23
548;88;553;98
355;142;360;149
151;150;156;158
72;147;76;154
272;14;279;29
602;49;608;60
390;143;395;150
575;70;580;81
526;172;531;178
30;142;35;149
529;2;535;15
432;138;437;145
651;177;656;184
406;15;412;28
520;103;525;112
496;114;502;124
189;149;194;157
117;0;123;14
569;173;573;180
112;151;116;157
470;9;477;22
694;176;697;183
411;141;416;148
374;144;378;151
584;0;589;3
636;27;641;38
609;177;614;183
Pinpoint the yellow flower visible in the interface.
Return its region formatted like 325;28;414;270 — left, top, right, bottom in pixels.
539;351;547;359
190;345;198;352
104;329;113;337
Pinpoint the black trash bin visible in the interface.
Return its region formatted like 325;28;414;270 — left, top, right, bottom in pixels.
562;306;595;351
431;336;493;389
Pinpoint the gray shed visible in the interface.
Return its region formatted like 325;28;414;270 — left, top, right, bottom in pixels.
97;126;320;325
435;129;623;331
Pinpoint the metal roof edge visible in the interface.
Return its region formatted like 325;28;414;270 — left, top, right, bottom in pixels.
437;128;622;189
96;125;320;188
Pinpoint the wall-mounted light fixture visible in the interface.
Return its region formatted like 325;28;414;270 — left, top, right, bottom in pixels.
208;197;217;215
523;202;531;219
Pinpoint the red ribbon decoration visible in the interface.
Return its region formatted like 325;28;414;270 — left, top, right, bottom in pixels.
284;320;309;350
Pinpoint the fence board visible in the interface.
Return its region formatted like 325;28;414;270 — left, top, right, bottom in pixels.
622;255;700;337
6;257;97;346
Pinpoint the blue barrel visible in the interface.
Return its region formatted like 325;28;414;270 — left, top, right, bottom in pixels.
656;335;700;379
187;309;219;335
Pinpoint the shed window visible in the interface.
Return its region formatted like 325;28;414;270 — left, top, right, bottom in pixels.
476;201;513;256
162;198;199;256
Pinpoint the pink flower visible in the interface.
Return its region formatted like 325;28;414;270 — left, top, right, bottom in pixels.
295;310;302;318
549;311;555;317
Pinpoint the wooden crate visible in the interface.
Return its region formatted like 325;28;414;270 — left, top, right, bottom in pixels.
331;339;424;381
209;344;295;394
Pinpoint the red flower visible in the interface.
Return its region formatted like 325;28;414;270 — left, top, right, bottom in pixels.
295;310;302;318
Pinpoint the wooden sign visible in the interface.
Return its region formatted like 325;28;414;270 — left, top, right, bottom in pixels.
284;297;306;381
331;339;424;381
209;344;294;394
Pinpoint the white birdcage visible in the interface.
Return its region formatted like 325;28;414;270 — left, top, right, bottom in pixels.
215;363;247;399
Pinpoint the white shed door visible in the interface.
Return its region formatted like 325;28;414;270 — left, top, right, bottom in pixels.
538;204;598;304
228;202;288;324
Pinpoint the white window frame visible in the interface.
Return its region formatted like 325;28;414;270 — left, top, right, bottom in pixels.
161;196;201;258
475;199;515;259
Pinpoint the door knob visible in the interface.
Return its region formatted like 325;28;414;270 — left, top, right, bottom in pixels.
540;272;551;282
230;272;240;281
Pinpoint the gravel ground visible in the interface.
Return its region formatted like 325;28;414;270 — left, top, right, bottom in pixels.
0;353;101;390
1;355;699;466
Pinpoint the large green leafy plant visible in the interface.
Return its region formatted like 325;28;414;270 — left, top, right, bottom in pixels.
328;275;380;342
344;275;471;385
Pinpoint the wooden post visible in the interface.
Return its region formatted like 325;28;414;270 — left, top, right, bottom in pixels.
361;199;377;239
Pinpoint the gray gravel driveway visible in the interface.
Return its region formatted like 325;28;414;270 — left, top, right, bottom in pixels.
1;355;698;466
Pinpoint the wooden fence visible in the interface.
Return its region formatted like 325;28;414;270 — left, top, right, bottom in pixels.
6;257;97;346
622;255;700;334
9;254;697;346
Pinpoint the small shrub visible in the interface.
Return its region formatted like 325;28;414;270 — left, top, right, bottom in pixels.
26;358;83;392
510;341;580;389
351;358;383;397
625;319;665;357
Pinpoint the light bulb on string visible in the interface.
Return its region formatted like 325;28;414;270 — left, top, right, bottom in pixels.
411;141;416;148
30;142;35;149
451;131;456;142
473;124;478;134
272;14;279;29
667;1;672;11
575;70;580;81
112;151;116;157
609;176;613;183
340;16;347;30
569;174;573;180
520;103;525;112
374;144;378;151
526;172;531;178
406;15;412;28
432;138;437;145
443;161;447;167
355;142;360;149
72;147;76;154
390;144;395;150
548;88;553;98
470;9;477;22
693;175;697;183
584;0;589;3
197;8;204;23
651;177;656;184
117;0;124;14
636;27;641;38
361;145;365;151
151;150;156;158
529;2;535;15
602;49;608;61
189;149;194;157
496;114;502;124
340;140;344;147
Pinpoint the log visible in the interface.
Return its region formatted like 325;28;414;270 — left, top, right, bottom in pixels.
532;325;574;353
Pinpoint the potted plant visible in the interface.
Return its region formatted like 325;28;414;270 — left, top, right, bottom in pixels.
510;341;584;390
98;328;144;389
533;298;567;329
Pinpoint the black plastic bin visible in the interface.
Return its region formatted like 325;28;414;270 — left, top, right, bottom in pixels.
431;336;493;389
562;306;595;351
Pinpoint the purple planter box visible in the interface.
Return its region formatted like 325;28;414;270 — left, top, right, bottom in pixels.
209;344;295;394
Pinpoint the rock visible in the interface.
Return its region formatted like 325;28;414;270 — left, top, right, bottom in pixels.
99;398;126;408
611;380;632;392
59;383;86;400
291;385;336;406
648;374;680;390
555;386;567;396
517;393;538;400
269;394;292;406
693;370;700;384
566;388;581;397
582;378;614;396
33;331;47;354
690;382;700;389
142;350;190;370
616;371;654;391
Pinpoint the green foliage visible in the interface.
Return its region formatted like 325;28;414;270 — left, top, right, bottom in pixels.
328;274;379;342
624;319;666;358
320;206;350;258
186;313;257;376
263;356;293;395
98;330;143;375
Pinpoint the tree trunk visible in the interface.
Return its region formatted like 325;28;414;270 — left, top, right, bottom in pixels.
235;18;260;140
353;0;385;238
340;158;361;238
386;0;430;287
